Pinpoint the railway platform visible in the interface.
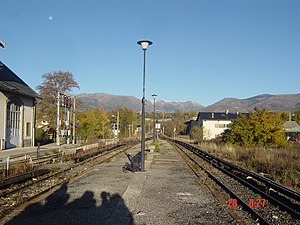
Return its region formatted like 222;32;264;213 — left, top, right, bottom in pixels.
0;143;61;159
1;140;236;225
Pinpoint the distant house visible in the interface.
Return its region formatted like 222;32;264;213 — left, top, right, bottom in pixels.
0;61;40;149
186;111;241;140
283;120;300;141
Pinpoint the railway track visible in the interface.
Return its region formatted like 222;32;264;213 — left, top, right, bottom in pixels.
0;142;136;218
167;138;300;225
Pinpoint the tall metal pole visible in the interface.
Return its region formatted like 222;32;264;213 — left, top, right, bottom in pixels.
152;94;157;142
138;39;152;172
72;96;76;144
56;92;60;146
141;48;146;172
67;109;70;144
117;111;119;138
154;99;156;141
156;109;159;140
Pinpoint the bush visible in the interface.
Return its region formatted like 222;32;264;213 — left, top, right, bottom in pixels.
190;126;203;142
153;141;160;152
222;108;288;148
35;128;48;144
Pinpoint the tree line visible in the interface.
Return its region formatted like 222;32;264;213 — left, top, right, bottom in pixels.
190;108;300;148
35;71;194;143
36;70;300;147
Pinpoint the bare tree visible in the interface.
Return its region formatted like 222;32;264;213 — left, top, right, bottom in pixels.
36;71;79;129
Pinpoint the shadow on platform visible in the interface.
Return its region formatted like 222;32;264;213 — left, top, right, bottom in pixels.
4;183;141;225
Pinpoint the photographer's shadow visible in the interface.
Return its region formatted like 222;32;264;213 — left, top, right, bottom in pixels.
4;183;136;225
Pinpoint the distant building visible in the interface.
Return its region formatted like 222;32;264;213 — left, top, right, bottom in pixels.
0;61;40;149
283;120;300;141
186;111;241;140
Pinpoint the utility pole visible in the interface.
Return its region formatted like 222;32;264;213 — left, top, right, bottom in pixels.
132;121;134;137
152;94;157;141
117;111;119;138
128;124;131;138
67;109;70;144
156;109;159;140
64;95;67;143
72;96;76;144
56;92;60;146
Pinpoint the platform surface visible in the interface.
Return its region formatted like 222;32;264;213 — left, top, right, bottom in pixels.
1;140;235;225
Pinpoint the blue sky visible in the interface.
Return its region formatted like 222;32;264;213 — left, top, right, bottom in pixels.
1;0;299;106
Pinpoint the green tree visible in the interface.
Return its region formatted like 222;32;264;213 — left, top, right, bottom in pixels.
190;126;203;142
112;107;137;138
35;128;48;144
77;108;109;141
163;120;176;137
160;111;198;138
222;108;287;148
36;71;79;129
171;110;198;121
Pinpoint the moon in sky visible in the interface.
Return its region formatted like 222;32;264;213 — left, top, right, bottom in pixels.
48;16;54;21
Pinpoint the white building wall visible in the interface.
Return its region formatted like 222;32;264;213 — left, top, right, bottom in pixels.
0;92;6;149
202;120;232;140
0;91;35;149
21;96;35;147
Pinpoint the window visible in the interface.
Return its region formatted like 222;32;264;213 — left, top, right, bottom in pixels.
6;102;21;133
26;122;31;137
215;123;227;128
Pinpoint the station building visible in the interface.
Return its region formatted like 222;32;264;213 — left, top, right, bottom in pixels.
0;61;40;149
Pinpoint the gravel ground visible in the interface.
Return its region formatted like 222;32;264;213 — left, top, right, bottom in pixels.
1;140;236;225
133;141;235;225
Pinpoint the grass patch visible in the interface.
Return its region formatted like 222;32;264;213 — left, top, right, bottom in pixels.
51;149;60;154
50;166;61;172
105;158;112;163
197;142;300;192
152;141;160;153
44;151;51;156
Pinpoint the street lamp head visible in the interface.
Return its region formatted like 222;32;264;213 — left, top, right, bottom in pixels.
152;94;157;99
137;40;153;50
0;41;5;48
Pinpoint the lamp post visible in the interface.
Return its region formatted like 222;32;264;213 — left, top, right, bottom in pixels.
137;39;153;172
152;94;157;142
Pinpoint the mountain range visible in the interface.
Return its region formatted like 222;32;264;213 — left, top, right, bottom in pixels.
76;93;204;112
76;93;300;113
203;94;300;113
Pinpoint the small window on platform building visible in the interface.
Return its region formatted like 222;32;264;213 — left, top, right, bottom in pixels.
215;123;227;128
26;122;31;137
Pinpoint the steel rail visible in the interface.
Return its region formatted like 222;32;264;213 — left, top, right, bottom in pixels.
174;139;300;202
0;143;135;218
0;143;129;189
191;147;300;218
173;142;270;225
169;139;300;219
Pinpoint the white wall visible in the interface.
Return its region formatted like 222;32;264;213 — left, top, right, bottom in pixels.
22;96;35;147
0;92;6;148
202;120;232;140
0;91;35;148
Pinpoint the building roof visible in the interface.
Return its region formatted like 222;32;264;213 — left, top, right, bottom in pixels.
0;61;40;99
196;112;239;121
284;126;300;133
